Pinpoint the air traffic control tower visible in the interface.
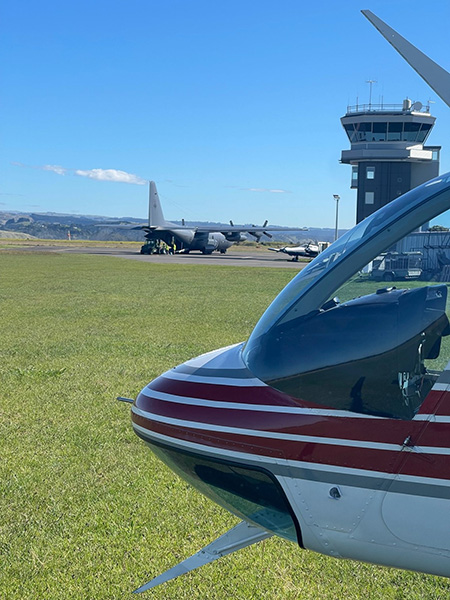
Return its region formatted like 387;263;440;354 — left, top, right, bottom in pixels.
341;99;440;223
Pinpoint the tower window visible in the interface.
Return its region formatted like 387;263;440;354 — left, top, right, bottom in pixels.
365;192;375;205
354;122;372;142
366;166;375;180
403;122;421;142
388;122;402;141
344;123;356;143
373;122;387;141
351;166;358;189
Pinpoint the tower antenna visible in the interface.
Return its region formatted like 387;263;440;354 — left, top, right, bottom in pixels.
366;79;377;109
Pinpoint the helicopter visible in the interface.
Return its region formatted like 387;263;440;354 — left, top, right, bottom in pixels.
123;8;450;591
125;172;450;592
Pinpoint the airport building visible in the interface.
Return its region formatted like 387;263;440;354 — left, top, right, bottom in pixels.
340;99;440;224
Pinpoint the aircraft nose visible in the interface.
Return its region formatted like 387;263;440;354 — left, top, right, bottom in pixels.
131;342;265;444
131;342;300;450
131;343;301;544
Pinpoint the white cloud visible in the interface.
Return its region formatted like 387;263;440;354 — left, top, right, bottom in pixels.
12;161;147;185
43;164;67;175
247;188;291;194
74;168;147;185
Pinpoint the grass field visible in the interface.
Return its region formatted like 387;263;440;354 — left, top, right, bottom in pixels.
2;249;450;599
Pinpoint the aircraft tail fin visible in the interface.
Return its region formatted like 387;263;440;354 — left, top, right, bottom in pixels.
148;181;167;228
362;10;450;109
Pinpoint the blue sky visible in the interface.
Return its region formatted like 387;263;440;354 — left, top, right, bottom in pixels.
2;0;450;228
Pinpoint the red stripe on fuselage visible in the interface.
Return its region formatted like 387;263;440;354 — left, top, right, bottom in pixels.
145;375;450;416
132;413;450;480
136;393;422;445
145;375;307;407
419;389;447;415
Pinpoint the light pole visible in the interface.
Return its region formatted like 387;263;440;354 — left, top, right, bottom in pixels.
333;194;340;241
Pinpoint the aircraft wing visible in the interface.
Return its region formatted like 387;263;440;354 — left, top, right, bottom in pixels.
194;225;306;234
268;247;295;255
362;10;450;109
93;221;146;229
196;224;307;242
268;246;317;257
130;224;306;236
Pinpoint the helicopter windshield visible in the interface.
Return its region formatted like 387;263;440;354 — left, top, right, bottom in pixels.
243;174;450;419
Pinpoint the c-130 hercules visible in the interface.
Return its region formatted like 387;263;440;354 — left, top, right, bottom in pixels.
137;181;306;255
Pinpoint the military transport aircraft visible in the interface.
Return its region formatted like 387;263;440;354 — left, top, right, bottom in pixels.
268;242;320;261
136;182;305;254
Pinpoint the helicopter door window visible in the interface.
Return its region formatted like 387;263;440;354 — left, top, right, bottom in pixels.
244;176;450;420
259;285;449;419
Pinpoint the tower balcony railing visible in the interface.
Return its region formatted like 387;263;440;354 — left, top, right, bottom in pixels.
346;103;430;115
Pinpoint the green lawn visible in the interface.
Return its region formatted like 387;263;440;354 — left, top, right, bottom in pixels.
1;251;450;599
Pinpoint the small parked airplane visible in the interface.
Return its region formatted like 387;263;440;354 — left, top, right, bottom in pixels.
138;182;305;254
268;242;320;261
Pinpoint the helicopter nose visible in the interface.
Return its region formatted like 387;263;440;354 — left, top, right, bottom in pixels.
130;342;301;544
131;342;300;451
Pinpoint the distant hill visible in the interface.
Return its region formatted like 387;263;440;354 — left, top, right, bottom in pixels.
0;229;37;239
0;211;145;242
0;210;344;243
